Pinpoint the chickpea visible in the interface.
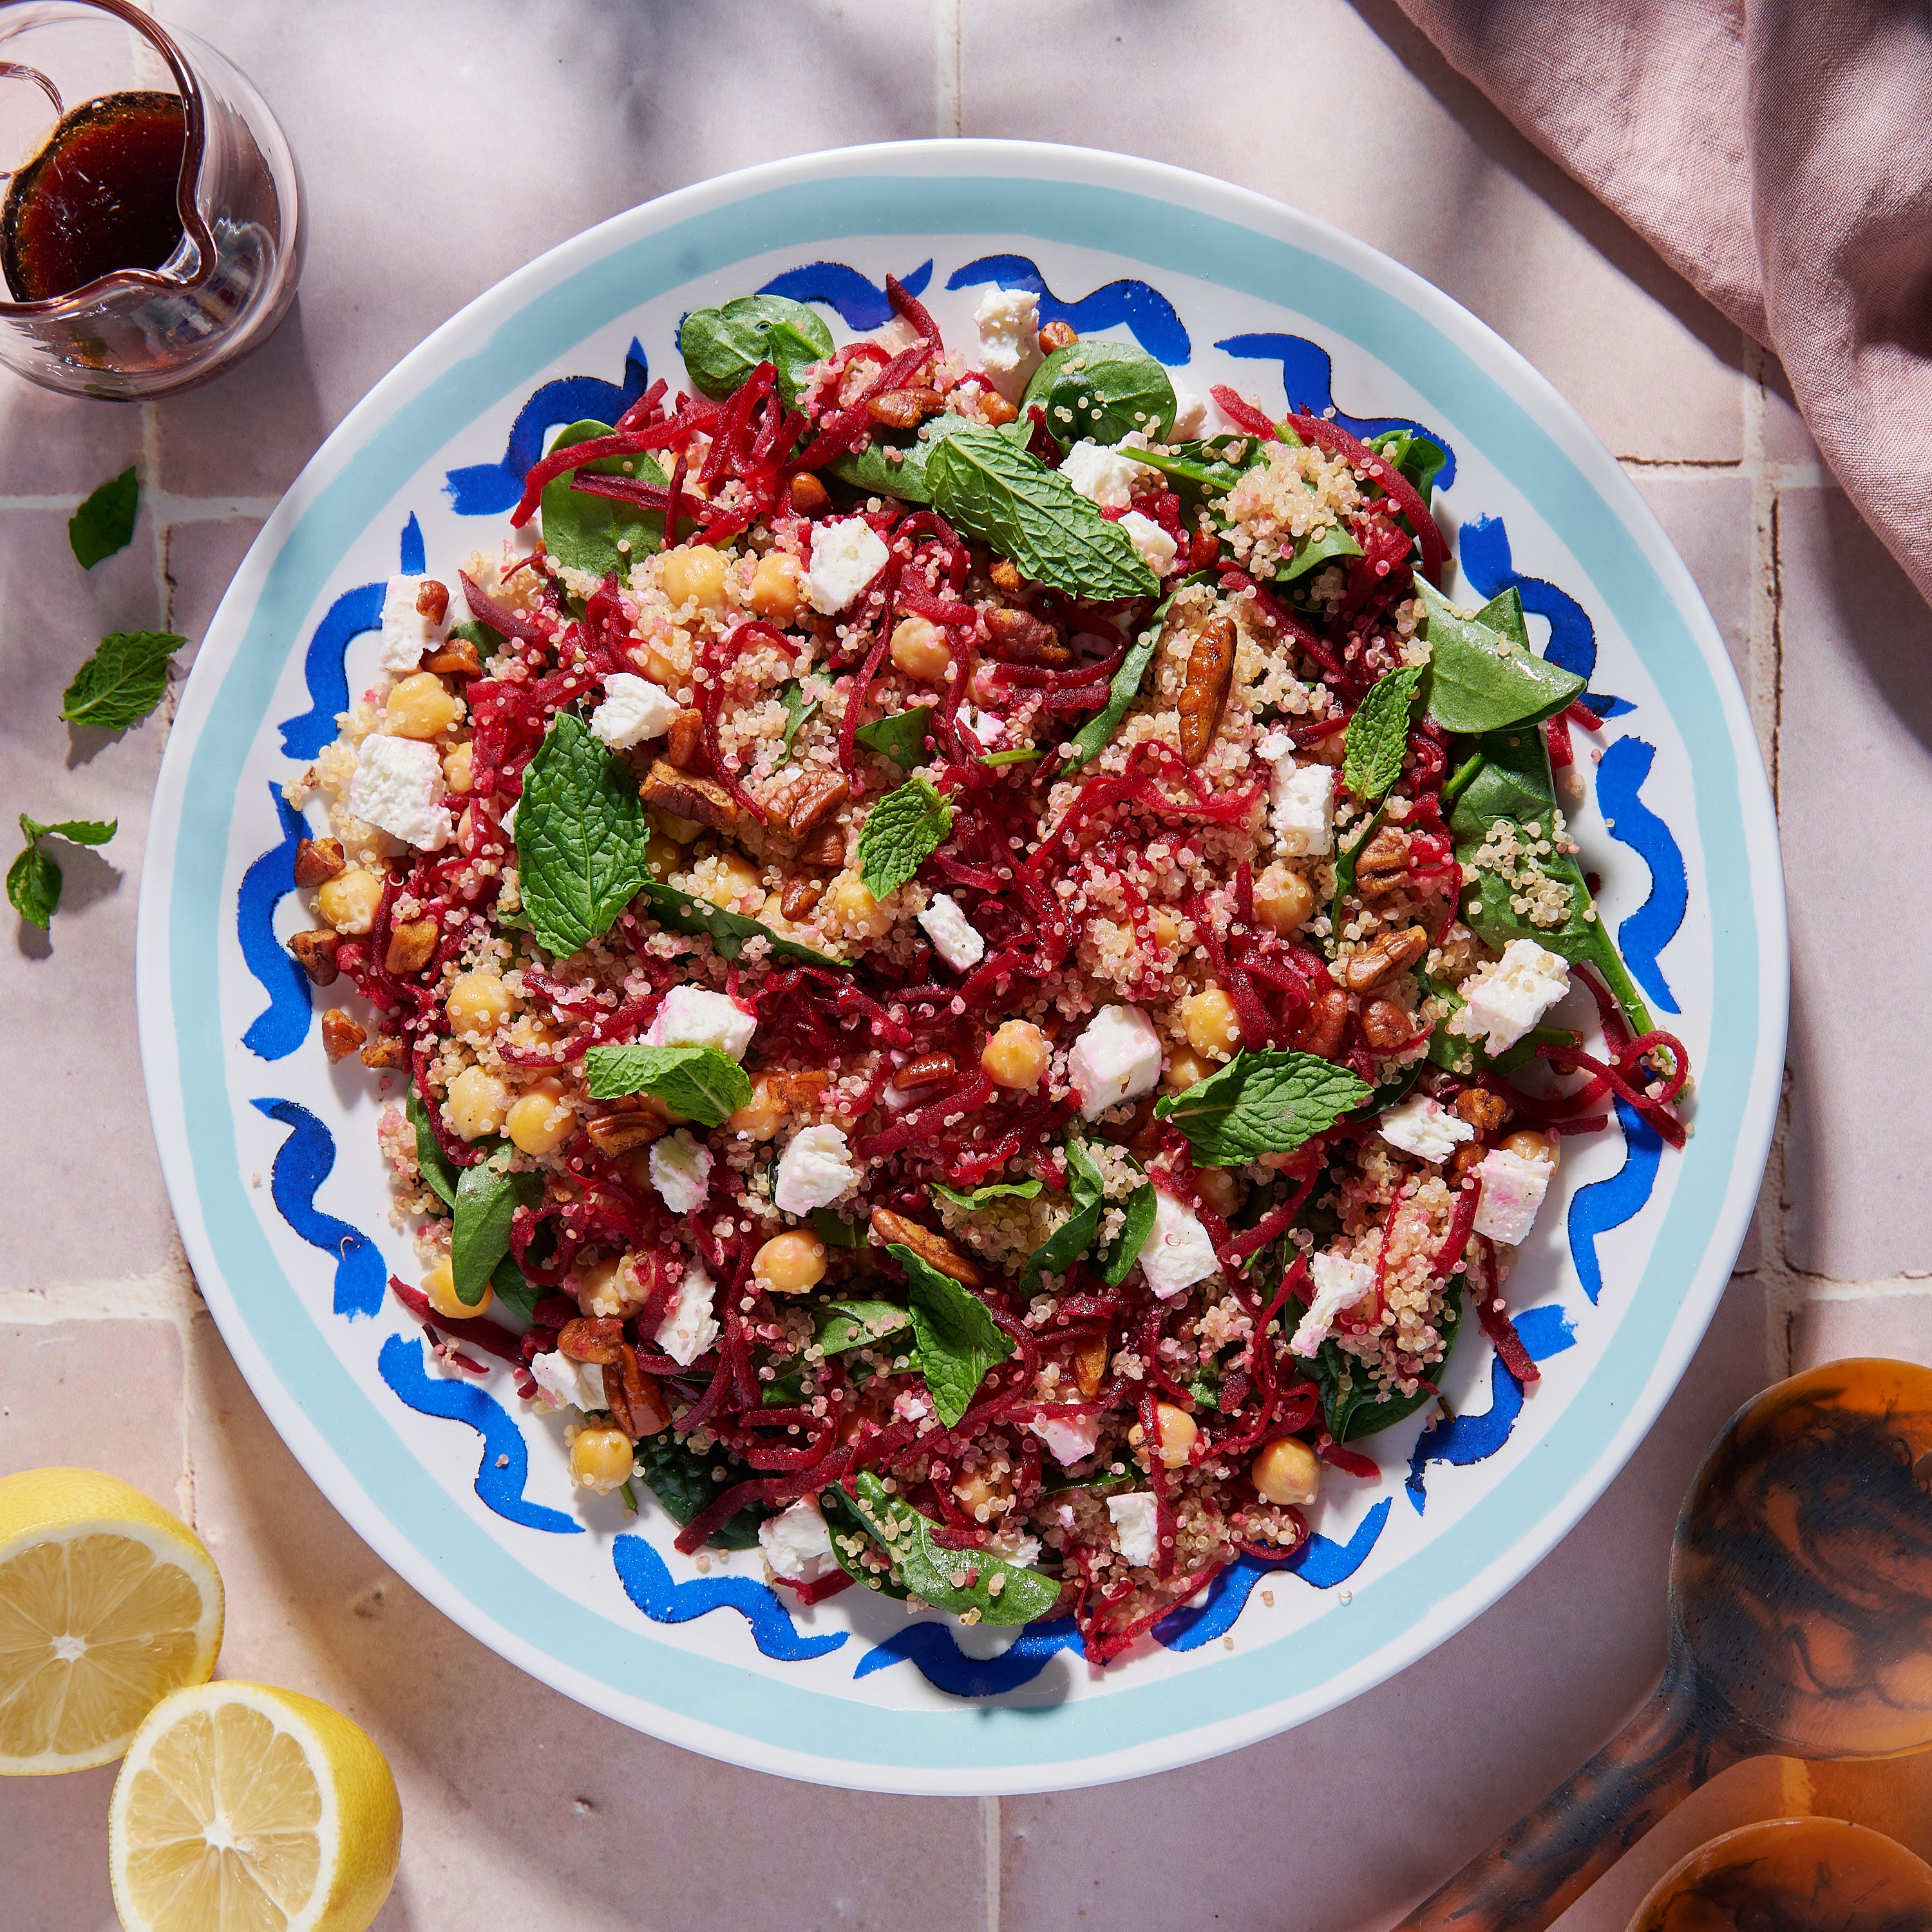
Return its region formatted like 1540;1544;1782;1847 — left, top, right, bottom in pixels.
1182;985;1242;1061
421;1258;490;1321
730;1073;790;1142
446;969;515;1039
569;1426;636;1495
1155;1401;1198;1469
1151;909;1183;950
384;670;464;741
446;1065;509;1141
506;1011;565;1052
1195;1167;1240;1218
981;1019;1050;1091
506;1078;574;1156
1501;1129;1559;1168
754;1231;828;1294
748;551;802;623
1164;1046;1212;1092
643;643;685;690
659;544;728;613
441;739;475;793
1253;865;1316;934
316;866;382;936
641;828;686;884
824;870;893;939
889;616;953;685
1252;1436;1320;1506
952;1464;1012;1523
702;849;762;912
577;1253;641;1318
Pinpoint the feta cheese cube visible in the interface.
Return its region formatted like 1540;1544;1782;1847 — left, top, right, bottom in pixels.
1472;1148;1554;1245
1118;509;1177;576
1289;1249;1376;1358
972;287;1043;400
649;1128;713;1213
1068;1004;1163;1120
346;732;453;851
1060;439;1148;511
1168;378;1209;440
1270;761;1334;857
1378;1093;1475;1165
1450;941;1572;1056
1029;1411;1101;1466
528;1349;606;1414
1108;1491;1159;1567
645;985;757;1061
590;671;680;750
655;1259;720;1367
916;892;986;972
1139;1189;1219;1298
758;1497;836;1584
378;575;446;675
774;1123;857;1215
805;515;890;615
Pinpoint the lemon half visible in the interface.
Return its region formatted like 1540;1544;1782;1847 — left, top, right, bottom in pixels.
0;1466;223;1774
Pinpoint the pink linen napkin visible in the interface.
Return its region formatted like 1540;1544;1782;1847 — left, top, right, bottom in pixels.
1395;0;1932;611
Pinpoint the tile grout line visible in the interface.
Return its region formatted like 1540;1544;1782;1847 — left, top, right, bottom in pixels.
936;0;962;138
980;1792;1001;1932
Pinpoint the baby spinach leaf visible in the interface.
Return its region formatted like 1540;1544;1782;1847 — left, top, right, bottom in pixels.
815;1299;914;1355
1371;428;1450;504
634;875;848;970
855;705;934;770
821;1485;911;1598
1020;338;1177;445
451;1157;542;1308
68;466;138;568
1128;440;1249;499
8;813;116;929
811;1208;866;1247
406;1088;460;1209
516;712;659;957
1278;519;1364;585
845;1472;1059;1625
59;630;185;730
680;294;832;402
777;680;818;756
1099;1179;1158;1289
1312;1282;1464;1441
857;773;952;900
930;1177;1042;1212
1018;1137;1107;1289
633;1432;766;1549
490;1252;542;1324
1417;580;1584;735
892;1244;1014;1428
927;427;1158;601
540;419;667;579
1039;1463;1135;1497
1343;665;1421;805
582;1043;751;1127
448;615;507;658
1155;1050;1372;1166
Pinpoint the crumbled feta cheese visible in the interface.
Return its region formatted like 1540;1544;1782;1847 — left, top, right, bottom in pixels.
1450;941;1572;1055
1289;1249;1376;1358
958;703;1005;750
1060;439;1148;511
502;799;519;845
917;892;986;972
1168;377;1209;440
774;1123;857;1215
1255;727;1294;764
1108;1491;1159;1567
590;671;680;750
1270;761;1334;857
892;1388;932;1425
1378;1093;1475;1164
1139;1189;1219;1298
1472;1148;1554;1245
645;985;756;1061
951;1620;1021;1660
990;1531;1042;1569
377;576;446;674
649;1128;713;1213
528;1349;605;1414
346;733;453;851
1068;1004;1163;1120
655;1259;719;1367
971;287;1043;400
805;515;889;615
1029;1411;1101;1466
758;1497;836;1583
1118;509;1177;576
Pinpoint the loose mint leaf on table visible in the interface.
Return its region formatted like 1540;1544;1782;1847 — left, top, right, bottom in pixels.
634;873;848;970
60;630;186;730
1019;339;1177;445
68;466;138;568
1155;1050;1372;1166
855;705;934;771
777;680;819;756
857;773;951;901
890;1244;1014;1428
8;813;116;929
814;1299;914;1356
679;295;833;403
406;1089;460;1209
844;1472;1060;1625
930;1177;1042;1212
540;419;667;579
582;1042;750;1128
451;1156;542;1308
1343;665;1422;806
1417;579;1584;735
927;426;1159;601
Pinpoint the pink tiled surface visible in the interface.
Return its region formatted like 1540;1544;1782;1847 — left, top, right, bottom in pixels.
2;3;1924;1927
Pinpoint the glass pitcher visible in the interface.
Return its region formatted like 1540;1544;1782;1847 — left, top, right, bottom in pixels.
0;0;302;398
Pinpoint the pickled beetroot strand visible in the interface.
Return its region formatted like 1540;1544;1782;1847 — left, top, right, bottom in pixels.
387;1278;527;1368
852;1072;993;1159
1208;385;1282;441
795;339;936;469
612;377;667;434
458;571;557;648
1288;412;1446;586
886;272;944;350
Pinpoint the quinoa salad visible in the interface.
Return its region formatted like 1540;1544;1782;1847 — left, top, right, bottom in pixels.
282;277;1691;1671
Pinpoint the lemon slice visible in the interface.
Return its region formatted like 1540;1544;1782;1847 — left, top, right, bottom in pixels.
109;1681;402;1932
0;1466;223;1775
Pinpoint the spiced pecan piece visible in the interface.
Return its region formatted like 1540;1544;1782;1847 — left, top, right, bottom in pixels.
558;1316;625;1364
1037;319;1079;354
321;1008;366;1063
292;836;345;889
583;1101;672;1156
988;558;1025;595
603;1343;670;1439
414;578;450;623
287;927;340;986
1360;997;1414;1052
384;916;440;976
359;1032;410;1069
780;873;824;920
866;385;944;430
422;636;482;677
769;769;848;840
790;473;832;516
891;1052;958;1091
1339;925;1429;994
1297;986;1350;1060
1355;826;1411;900
663;708;705;771
1453;1087;1511;1133
871;1208;984;1287
1177;614;1236;767
983;605;1071;668
798;820;845;872
978;392;1019;427
1074;1338;1109;1399
639;759;741;835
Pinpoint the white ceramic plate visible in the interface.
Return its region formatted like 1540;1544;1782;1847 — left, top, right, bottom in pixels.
138;140;1786;1795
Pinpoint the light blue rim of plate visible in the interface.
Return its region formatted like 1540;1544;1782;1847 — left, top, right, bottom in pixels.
158;155;1774;1785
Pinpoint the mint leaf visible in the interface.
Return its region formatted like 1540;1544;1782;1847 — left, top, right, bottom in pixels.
61;630;185;730
540;419;667;579
1099;1179;1158;1288
516;712;658;957
931;1177;1042;1211
582;1042;750;1127
1155;1050;1372;1165
680;295;832;402
811;1208;866;1247
1019;1137;1107;1290
1019;339;1177;444
857;773;951;901
815;1299;914;1355
635;874;848;970
1343;665;1421;805
8;813;117;929
855;705;933;770
407;1089;460;1209
845;1472;1059;1625
778;680;818;756
24;815;116;846
927;426;1158;601
68;466;138;568
451;1156;541;1307
891;1243;1014;1428
1417;580;1584;734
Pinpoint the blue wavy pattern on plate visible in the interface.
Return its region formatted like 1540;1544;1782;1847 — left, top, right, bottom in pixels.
1459;513;1633;719
757;258;932;328
1567;1097;1665;1306
1405;1305;1579;1512
1596;735;1685;1016
377;1334;581;1534
854;1616;1083;1693
237;784;313;1061
1214;332;1457;488
442;339;650;516
249;1098;386;1317
611;1535;845;1662
945;254;1191;363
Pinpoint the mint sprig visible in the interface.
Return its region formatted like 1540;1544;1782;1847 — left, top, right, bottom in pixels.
891;1242;1013;1428
857;773;951;902
1342;665;1421;805
61;630;186;730
582;1043;750;1128
8;813;116;929
1154;1050;1372;1166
